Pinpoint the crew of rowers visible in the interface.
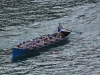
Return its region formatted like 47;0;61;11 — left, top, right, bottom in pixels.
17;34;62;49
17;23;63;49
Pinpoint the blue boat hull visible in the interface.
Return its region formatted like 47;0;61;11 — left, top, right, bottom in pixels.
12;48;37;59
12;31;70;60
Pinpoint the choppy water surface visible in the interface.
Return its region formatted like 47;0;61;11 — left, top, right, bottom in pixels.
0;0;100;75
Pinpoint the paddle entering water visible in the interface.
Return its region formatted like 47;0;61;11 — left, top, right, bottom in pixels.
69;29;82;34
62;28;82;35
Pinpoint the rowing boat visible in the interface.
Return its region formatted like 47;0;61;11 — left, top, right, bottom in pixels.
12;30;70;61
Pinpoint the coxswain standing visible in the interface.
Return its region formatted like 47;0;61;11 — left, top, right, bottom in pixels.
57;23;63;38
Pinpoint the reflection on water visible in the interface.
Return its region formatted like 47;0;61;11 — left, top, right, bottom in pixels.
0;0;100;75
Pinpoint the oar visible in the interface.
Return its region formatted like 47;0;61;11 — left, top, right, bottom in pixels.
70;30;82;34
65;29;82;34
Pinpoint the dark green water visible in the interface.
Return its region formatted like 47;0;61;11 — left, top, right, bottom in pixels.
0;0;100;75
